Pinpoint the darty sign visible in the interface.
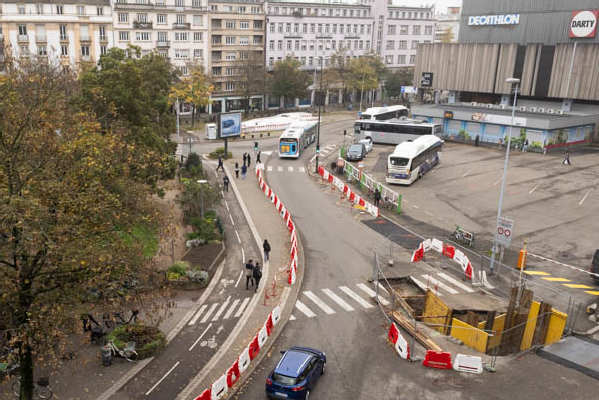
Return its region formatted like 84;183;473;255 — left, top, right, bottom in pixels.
569;10;599;38
468;14;520;26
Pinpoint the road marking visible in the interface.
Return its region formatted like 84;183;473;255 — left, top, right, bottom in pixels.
310;154;317;162
188;304;208;326
229;213;235;226
241;247;245;263
322;288;354;311
200;303;219;324
523;271;550;276
584;291;599;295
529;184;539;194
289;314;296;321
493;177;501;186
411;276;442;296
421;274;459;295
303;291;335;314
299;167;305;173
145;361;180;396
235;230;241;244
234;297;250;318
374;281;390;296
235;270;243;288
542;277;571;282
579;189;593;206
262;151;272;156
224;299;240;320
437;272;475;293
267;166;273;172
277;166;283;172
212;296;231;321
188;323;213;352
562;283;593;289
295;300;316;318
356;283;390;306
288;166;294;172
412;205;419;209
339;286;373;309
224;200;230;212
462;171;469;177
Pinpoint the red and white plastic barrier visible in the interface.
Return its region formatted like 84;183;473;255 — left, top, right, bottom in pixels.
410;238;474;280
387;323;410;360
318;166;379;218
453;353;483;374
422;350;453;370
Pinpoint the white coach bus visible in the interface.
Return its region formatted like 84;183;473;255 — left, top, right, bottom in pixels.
278;121;317;158
386;135;443;185
359;105;409;121
354;118;442;145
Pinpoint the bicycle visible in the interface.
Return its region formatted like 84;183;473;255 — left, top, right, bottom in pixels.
11;376;53;399
105;340;138;362
450;225;475;247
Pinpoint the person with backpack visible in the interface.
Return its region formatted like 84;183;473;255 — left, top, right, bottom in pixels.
253;262;262;293
223;175;229;192
235;162;240;178
263;239;271;262
216;156;224;172
245;259;255;290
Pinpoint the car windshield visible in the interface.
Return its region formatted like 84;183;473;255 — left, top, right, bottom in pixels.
349;144;362;153
390;157;409;166
273;373;297;385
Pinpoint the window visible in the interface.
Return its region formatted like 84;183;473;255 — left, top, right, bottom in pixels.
308;56;313;65
332;40;336;49
175;32;189;41
137;13;147;23
157;14;166;24
360;24;365;34
59;25;67;41
310;24;315;34
18;24;27;36
226;20;236;29
340;25;344;34
359;40;363;49
303;24;307;33
212;66;221;75
385;55;393;64
398;55;406;64
301;40;306;51
225;67;234;76
225;36;235;45
398;40;407;49
286;23;291;33
278;23;283;33
287;40;292;50
225;82;235;92
388;25;396;35
81;45;89;57
193;15;203;26
238;21;248;30
400;25;408;35
269;57;273;66
38;45;47;56
99;25;106;41
135;31;150;41
366;40;370;49
269;40;274;50
353;24;358;34
413;25;420;35
254;20;262;29
119;31;129;41
194;49;202;59
175;49;189;59
317;24;322;34
61;44;68;56
253;36;261;44
192;0;202;7
295;40;299;50
77;5;85;16
157;31;168;41
179;66;189;76
18;5;25;15
425;25;433;35
36;4;43;14
56;5;63;15
386;40;394;50
332;24;337;34
193;32;202;41
409;55;415;64
175;0;184;6
294;23;299;33
100;45;107;55
97;6;103;16
277;40;282;50
367;25;371;34
176;14;185;24
251;6;260;13
270;23;275;33
325;24;329;34
118;13;128;23
238;6;246;13
411;40;418;49
239;36;249;45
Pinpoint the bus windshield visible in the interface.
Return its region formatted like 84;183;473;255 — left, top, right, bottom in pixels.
390;157;410;167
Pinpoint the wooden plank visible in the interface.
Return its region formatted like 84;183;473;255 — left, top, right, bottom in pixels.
392;311;442;352
391;288;414;317
465;311;479;327
485;311;496;333
532;302;553;346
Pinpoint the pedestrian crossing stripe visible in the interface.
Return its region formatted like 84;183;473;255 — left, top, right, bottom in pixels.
356;283;390;306
523;271;551;276
304;290;336;314
322;288;354;311
339;286;373;309
542;277;571;282
295;300;316;318
200;303;219;324
562;283;593;289
421;274;459;295
266;165;307;173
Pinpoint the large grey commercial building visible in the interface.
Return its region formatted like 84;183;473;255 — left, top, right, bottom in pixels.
412;0;599;148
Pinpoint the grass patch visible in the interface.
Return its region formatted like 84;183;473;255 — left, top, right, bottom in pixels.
120;223;159;259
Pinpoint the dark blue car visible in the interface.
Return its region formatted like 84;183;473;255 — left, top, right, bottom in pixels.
265;346;326;400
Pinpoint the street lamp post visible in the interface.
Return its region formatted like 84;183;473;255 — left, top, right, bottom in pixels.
176;97;181;139
197;179;208;218
315;56;323;173
489;77;520;275
359;71;366;112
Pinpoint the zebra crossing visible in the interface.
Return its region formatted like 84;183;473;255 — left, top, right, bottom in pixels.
266;165;306;173
187;296;250;327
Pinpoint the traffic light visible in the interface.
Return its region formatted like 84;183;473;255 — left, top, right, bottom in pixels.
316;145;320;154
343;130;347;136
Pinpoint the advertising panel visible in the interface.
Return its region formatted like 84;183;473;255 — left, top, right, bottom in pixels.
219;112;242;138
569;10;599;38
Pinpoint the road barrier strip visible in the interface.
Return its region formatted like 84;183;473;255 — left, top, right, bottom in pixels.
411;238;474;280
192;167;302;400
318;166;379;217
453;353;483;374
387;322;410;360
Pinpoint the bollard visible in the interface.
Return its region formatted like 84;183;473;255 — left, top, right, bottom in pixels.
396;194;402;214
517;240;528;270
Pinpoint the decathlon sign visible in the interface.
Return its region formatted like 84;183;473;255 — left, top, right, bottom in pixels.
468;14;520;26
569;10;599;38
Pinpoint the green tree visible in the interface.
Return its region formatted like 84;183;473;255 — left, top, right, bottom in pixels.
169;62;213;128
330;48;351;104
178;178;221;221
78;46;177;186
268;57;310;108
346;57;379;107
384;67;414;99
237;50;267;113
0;57;164;400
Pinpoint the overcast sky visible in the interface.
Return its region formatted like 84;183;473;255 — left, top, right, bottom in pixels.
399;0;463;14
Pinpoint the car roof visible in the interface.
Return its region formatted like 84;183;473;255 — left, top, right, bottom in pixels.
274;350;313;378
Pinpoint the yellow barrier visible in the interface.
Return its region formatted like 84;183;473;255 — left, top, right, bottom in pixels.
423;290;452;335
520;301;540;351
545;308;568;345
487;313;506;350
450;318;489;353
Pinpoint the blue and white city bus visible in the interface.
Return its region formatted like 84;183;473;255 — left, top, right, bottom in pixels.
386;135;443;185
278;121;317;158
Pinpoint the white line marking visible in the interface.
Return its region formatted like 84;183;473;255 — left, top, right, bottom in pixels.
374;281;390;296
356;283;390;306
200;303;219;324
267;166;273;172
412;205;419;209
229;213;235;226
234;298;250;318
425;211;434;217
188;324;212;352
579;189;593;206
235;269;243;288
262;151;272;156
221;191;224;197
437;272;475;293
462;171;469;177
289;314;296;321
224;200;230;212
299;167;305;173
493;177;502;186
529;184;539;194
322;288;354;311
241;247;245;263
224;298;240;320
411;276;442;296
235;230;241;244
310;154;317;162
145;361;180;396
188;304;207;326
277;166;283;172
421;274;459;295
339;286;374;309
295;300;316;317
303;291;335;314
288;166;294;172
212;296;231;321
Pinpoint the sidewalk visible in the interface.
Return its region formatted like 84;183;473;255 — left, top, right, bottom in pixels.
176;156;304;399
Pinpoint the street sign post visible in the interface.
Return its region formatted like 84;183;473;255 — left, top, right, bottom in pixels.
495;216;514;248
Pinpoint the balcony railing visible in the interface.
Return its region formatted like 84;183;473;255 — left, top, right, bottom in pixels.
99;35;108;42
17;34;28;42
35;34;47;43
172;22;191;30
156;40;170;47
80;35;91;42
60;35;68;42
114;2;155;10
134;21;153;29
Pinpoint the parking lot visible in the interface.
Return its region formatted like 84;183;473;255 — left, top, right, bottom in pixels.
355;141;599;294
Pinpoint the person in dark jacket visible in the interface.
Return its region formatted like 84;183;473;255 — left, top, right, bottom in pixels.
253;262;262;293
263;239;271;262
245;260;254;290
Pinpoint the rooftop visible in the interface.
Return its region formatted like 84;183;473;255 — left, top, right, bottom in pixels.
267;0;367;5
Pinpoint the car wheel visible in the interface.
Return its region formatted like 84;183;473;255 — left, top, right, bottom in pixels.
321;362;326;375
305;390;310;400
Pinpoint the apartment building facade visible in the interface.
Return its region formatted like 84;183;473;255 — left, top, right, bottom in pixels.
110;0;209;75
0;0;113;66
434;6;460;43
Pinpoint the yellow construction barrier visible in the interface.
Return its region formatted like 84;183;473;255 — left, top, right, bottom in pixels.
487;313;506;350
545;308;567;345
450;318;489;353
520;301;541;351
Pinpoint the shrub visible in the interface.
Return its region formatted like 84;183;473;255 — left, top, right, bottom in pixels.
189;215;222;242
107;324;166;360
209;147;232;160
186;269;209;286
183;152;204;178
167;261;190;278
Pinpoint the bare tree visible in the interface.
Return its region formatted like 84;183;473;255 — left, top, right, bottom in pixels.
237;50;266;114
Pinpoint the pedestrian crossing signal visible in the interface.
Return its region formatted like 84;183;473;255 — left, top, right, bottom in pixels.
316;145;320;153
254;141;258;151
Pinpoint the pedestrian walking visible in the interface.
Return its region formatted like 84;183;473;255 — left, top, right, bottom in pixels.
247;153;251;169
374;187;381;207
241;164;247;179
216;156;224;172
242;153;247;167
235;162;240;178
522;139;529;152
245;260;255;290
256;151;261;164
263;239;271;262
253;262;262;293
563;149;572;165
223;175;229;192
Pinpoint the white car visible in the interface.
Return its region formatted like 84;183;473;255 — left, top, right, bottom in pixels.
359;137;373;153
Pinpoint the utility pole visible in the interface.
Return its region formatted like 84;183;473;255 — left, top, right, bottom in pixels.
359;71;366;112
315;56;323;173
176;97;181;139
